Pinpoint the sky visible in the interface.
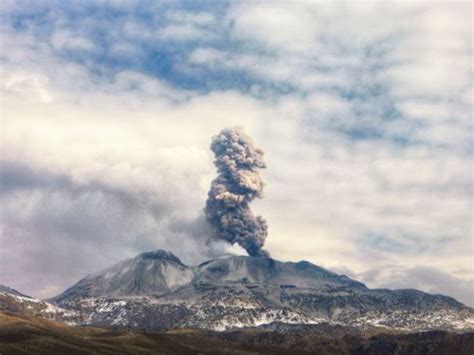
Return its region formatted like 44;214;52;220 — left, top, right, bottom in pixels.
0;1;472;306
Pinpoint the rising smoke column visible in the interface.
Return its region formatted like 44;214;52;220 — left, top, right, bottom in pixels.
205;127;270;257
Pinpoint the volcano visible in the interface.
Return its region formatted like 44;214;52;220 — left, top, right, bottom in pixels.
27;250;472;332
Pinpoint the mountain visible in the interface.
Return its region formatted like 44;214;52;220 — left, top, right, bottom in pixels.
0;285;31;298
47;250;473;332
55;250;363;302
0;284;75;323
54;250;194;302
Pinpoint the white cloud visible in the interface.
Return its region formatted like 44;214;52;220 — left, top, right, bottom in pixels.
107;42;142;59
0;1;472;306
386;4;471;97
51;30;97;52
1;71;54;103
228;2;319;52
158;24;211;41
165;10;215;26
189;47;226;64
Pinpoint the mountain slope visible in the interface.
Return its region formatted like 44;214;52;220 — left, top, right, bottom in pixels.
194;256;365;289
47;250;474;332
0;312;269;355
0;285;31;298
54;251;193;302
0;285;75;323
2;312;474;355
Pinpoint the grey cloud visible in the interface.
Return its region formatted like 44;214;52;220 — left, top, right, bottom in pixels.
0;161;175;241
329;264;473;307
0;161;70;192
359;233;429;255
0;160;212;298
358;265;474;307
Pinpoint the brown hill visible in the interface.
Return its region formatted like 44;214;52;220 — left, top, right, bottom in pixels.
0;312;264;354
1;311;473;354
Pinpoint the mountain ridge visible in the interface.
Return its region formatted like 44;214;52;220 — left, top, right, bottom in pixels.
42;249;473;332
52;250;464;307
2;250;472;332
52;251;370;303
0;284;32;299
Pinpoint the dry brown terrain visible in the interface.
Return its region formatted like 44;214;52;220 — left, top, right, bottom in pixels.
1;311;473;354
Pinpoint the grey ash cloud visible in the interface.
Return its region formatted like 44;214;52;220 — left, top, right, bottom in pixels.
0;160;210;298
204;127;269;257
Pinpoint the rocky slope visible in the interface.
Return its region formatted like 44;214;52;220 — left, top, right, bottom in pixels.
53;250;193;301
0;285;75;324
1;312;474;355
43;250;473;332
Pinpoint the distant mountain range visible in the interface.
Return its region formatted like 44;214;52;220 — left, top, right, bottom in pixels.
1;250;473;332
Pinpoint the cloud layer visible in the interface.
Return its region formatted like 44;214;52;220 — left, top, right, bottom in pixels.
0;1;472;305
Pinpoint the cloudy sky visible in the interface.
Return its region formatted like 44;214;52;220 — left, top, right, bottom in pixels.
0;1;472;306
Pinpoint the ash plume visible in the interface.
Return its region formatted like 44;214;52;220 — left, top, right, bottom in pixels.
205;127;269;257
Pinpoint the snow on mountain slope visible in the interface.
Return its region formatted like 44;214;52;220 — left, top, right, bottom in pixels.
54;252;366;304
53;250;194;302
0;285;77;324
194;255;365;289
6;251;472;332
0;285;32;298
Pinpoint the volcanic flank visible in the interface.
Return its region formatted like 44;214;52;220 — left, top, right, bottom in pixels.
205;128;269;257
14;250;472;333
